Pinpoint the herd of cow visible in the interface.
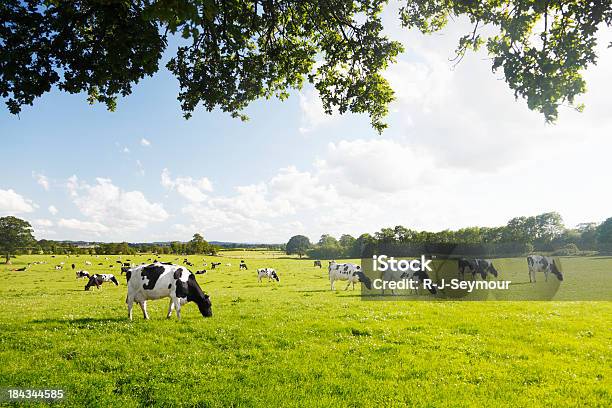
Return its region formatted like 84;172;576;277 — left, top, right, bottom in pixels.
69;257;283;320
42;253;564;320
319;254;564;292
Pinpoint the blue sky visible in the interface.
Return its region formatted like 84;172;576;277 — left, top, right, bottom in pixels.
2;8;612;243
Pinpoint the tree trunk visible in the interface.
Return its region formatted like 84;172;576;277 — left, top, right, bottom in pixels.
5;253;11;264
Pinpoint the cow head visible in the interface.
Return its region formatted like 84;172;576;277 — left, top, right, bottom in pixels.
487;263;499;278
551;260;563;281
185;274;213;317
270;270;280;282
355;271;372;290
84;275;100;291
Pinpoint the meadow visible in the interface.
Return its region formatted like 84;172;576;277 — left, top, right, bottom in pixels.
0;252;610;407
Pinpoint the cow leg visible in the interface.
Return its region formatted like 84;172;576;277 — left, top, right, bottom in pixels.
544;270;548;282
140;301;149;320
344;280;351;290
166;300;175;319
127;296;134;320
174;299;182;320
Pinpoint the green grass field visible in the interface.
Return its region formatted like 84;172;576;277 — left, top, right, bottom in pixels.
0;252;610;407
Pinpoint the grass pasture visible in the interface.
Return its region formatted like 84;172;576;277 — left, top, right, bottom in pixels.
0;253;610;407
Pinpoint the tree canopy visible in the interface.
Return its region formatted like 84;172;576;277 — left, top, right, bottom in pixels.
2;1;610;131
285;235;311;257
0;216;35;263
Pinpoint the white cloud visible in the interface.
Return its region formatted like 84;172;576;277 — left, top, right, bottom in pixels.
0;188;36;214
122;147;130;154
58;218;109;234
48;205;59;215
33;218;54;227
32;171;50;191
316;139;437;196
140;138;151;147
136;160;145;176
161;168;213;203
298;89;335;134
66;176;168;230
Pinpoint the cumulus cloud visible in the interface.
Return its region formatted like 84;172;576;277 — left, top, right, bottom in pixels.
58;218;109;234
140;138;151;147
33;218;54;227
0;188;36;214
316;139;437;197
298;89;335;134
32;171;50;191
161;168;213;203
66;176;168;230
48;205;59;215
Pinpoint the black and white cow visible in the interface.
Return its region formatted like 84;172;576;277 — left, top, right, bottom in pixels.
328;261;372;290
125;262;212;320
239;260;248;270
527;255;563;282
76;270;90;279
84;274;119;290
54;265;63;270
411;269;437;294
313;260;322;268
458;258;498;280
257;268;280;282
211;262;221;270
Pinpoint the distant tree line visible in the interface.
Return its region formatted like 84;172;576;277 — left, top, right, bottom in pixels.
286;213;612;260
0;218;221;262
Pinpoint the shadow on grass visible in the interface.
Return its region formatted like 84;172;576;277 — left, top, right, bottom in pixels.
31;317;127;324
296;289;329;293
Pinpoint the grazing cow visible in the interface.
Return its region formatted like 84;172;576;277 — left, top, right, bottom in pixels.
328;261;372;290
410;269;437;295
458;258;498;280
527;255;563;282
314;260;322;268
85;274;119;290
125;262;212;320
97;262;103;265
211;262;221;270
239;260;247;270
475;259;498;279
257;268;280;282
76;270;90;279
195;270;207;275
85;261;92;266
71;263;76;270
54;265;63;270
